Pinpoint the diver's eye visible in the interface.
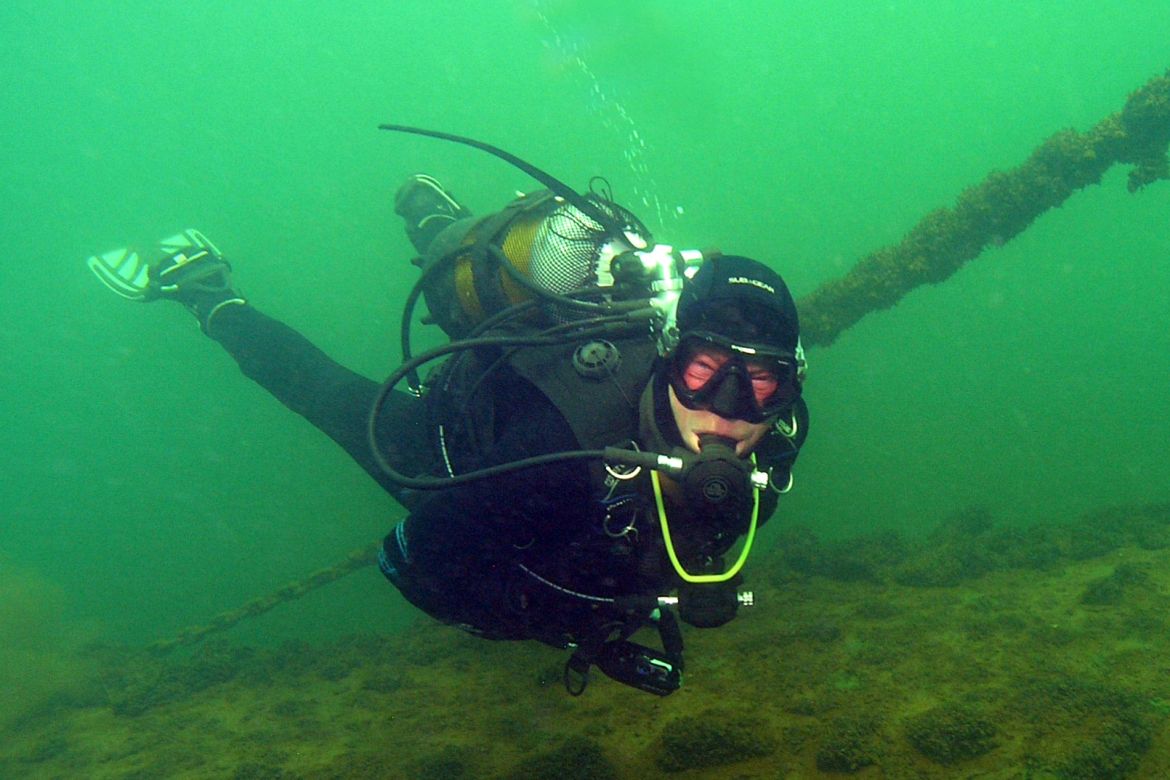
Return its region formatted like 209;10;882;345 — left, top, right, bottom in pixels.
682;354;725;390
748;369;780;403
682;360;714;390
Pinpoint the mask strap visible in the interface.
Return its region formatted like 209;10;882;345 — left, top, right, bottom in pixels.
651;462;759;584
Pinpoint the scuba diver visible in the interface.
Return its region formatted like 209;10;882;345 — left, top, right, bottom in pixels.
86;128;809;696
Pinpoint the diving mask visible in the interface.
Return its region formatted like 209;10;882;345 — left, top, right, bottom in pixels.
668;331;801;424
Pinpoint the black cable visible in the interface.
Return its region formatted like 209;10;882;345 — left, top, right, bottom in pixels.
398;270;429;395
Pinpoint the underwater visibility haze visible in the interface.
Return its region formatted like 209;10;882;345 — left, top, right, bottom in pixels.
2;0;1170;776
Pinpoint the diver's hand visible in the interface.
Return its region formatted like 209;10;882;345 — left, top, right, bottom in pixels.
87;229;245;331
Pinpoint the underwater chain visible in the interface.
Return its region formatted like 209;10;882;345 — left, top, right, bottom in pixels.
150;68;1170;654
147;541;381;655
797;67;1170;347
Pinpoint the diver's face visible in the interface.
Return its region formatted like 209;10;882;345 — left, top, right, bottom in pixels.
668;377;771;456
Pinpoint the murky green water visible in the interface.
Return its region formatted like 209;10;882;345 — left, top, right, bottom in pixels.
2;0;1168;728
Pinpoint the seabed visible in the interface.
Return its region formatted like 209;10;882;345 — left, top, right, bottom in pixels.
5;503;1170;779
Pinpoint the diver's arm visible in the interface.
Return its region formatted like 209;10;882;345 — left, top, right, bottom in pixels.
385;397;590;614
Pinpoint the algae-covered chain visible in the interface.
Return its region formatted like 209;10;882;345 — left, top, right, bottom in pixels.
797;68;1170;348
148;542;380;655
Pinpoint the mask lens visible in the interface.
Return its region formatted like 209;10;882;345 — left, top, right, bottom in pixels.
670;338;798;422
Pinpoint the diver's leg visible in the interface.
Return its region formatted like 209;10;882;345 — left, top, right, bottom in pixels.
208;304;433;503
86;229;434;504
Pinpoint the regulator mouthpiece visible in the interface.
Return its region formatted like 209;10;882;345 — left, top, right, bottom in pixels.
686;435;752;517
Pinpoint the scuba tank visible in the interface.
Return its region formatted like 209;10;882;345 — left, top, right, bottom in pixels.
413;187;640;340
